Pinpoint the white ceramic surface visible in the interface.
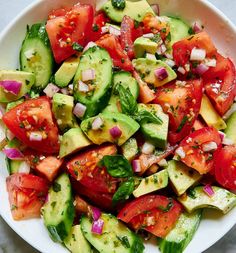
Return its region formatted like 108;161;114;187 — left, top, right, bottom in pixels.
0;0;236;253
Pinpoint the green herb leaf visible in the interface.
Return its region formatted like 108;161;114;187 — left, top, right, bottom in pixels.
101;155;133;178
116;235;131;248
112;177;135;205
72;42;84;52
158;198;173;212
177;115;188;133
187;188;197;199
53;182;61;192
133;110;163;125
188;27;195;35
111;0;126;10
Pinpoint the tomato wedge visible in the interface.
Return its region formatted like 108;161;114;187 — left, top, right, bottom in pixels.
46;4;94;63
176;127;222;174
66;144;118;193
6;173;49;220
96;34;134;71
203;53;236;116
214;145;236;190
154;79;203;144
3;97;60;154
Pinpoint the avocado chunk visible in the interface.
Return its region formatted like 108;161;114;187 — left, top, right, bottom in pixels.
55;54;80;88
6;98;25;112
52;93;78;131
134;37;159;58
0;70;35;103
133;58;177;87
167;160;201;196
102;0;154;23
133;169;168;198
138;104;169;149
103;71;139;114
225;111;236;144
158;210;202;253
178;186;236;214
81;112;140;146
60;128;92;158
64;225;92;253
121;138;138;161
200;94;226;130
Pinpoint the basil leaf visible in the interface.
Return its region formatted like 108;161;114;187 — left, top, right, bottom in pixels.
116;235;131;248
112;177;135;205
111;0;126;10
177;115;188;132
101;155;133;178
133;110;163;125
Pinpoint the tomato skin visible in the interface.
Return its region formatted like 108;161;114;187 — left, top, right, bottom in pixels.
203;53;236;116
89;13;109;42
67;144;118;194
3;97;60;154
96;34;134;71
214;145;236;190
6;173;49;220
176;127;222;174
154;79;203;144
173;31;217;67
46;4;94;63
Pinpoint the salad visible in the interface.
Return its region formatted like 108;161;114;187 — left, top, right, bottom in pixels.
1;0;236;253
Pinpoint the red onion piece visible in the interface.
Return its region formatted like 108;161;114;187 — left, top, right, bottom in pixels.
143;33;155;39
203;184;215;197
92;117;104;130
101;26;109;34
192;21;203;34
91;207;101;221
82;69;96;82
195;63;209;75
151;4;160;16
218;131;225;141
190;48;206;61
91;218;104;235
43;83;60;98
132;160;141;173
146;53;156;61
73;103;87;118
78;81;89;93
154;67;168;81
109;26;121;36
109;126;122;139
60;88;69;95
142;142;155;155
3;147;24;160
0;80;22;95
29;132;43;142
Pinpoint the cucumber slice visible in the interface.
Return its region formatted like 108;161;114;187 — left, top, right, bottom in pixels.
20;23;54;90
42;173;75;242
74;46;112;118
81;213;145;253
158;210;202;253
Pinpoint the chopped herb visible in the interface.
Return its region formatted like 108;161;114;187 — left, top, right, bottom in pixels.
188;27;195;35
72;42;84;52
192;61;199;68
177;115;188;132
19;122;25;129
161;28;167;33
51;201;56;208
32;156;39;163
25;79;30;85
187;188;197;199
166;32;171;42
72;233;76;242
116;235;130;248
53;182;61;192
133;110;163;125
192;145;199;149
134;20;140;29
11;205;17;210
158;199;173;212
151;33;161;43
121;58;125;63
92;24;99;32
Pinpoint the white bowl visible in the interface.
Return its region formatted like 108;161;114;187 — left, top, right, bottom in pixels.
0;0;236;252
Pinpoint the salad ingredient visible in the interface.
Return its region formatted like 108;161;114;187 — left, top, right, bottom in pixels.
223;103;236;120
64;225;92;253
121;138;138;162
142;142;155;155
167;160;201;196
112;0;126;10
20;23;54;89
158;210;202;253
133;169;169;198
224;111;236;144
92;219;104;234
52;93;78;131
81;213;145;253
81;69;96;82
175;127;221;174
46;4;94;63
6;173;49;220
155;67;169;81
81;112;140;146
203;184;215;197
91;116;104;130
42;173;75;242
6;98;24;112
214;145;236;190
102;0;154;23
0;70;34;103
2;97;60;154
133;58;177;87
73;46;112;118
3;147;24;160
132;160;142;173
134;37;159;58
178;186;236;214
73;103;87;118
109;126;122;138
43;83;60;98
200;94;227;130
59;127;92;158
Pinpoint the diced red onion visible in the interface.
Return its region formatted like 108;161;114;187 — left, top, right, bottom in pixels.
91;218;104;235
154;67;168;81
68;84;74;90
60;88;69;95
177;66;186;75
83;41;97;52
222;137;234;146
195;63;209;75
146;53;156;61
165;59;175;68
6;129;15;141
109;126;122;139
18;161;30;174
78;81;89;93
43;83;60;98
151;4;160;16
143;33;155;39
190;47;206;61
192;21;203;34
142;142;155;155
218;131;225;141
82;69;96;82
91;207;101;221
175;147;186;159
109;26;121;36
203;184;215;197
156;44;167;55
132;160;141;173
29;132;43;142
3;147;24;160
73;103;87;118
205;58;217;67
223;103;236;120
92;117;104;130
0;80;22;95
202;141;217;152
101;26;109;34
164;53;173;59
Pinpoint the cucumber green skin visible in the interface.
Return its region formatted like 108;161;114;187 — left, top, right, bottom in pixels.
73;46;113;119
20;23;54;90
42;173;75;242
6;158;23;174
158;211;202;253
225;111;236;144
